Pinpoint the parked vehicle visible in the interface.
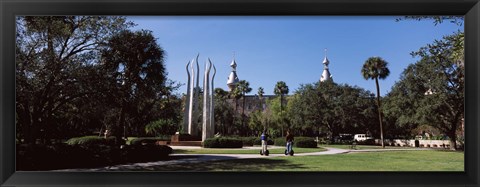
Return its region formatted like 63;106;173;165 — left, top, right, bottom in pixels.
354;134;373;142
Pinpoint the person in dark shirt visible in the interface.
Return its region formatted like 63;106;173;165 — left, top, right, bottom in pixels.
285;130;294;155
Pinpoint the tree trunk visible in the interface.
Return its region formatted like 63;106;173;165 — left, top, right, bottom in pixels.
375;78;385;148
117;99;126;145
281;94;284;137
242;95;246;136
234;99;238;135
449;137;457;151
447;126;457;150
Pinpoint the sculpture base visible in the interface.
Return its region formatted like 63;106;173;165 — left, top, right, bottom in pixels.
171;134;201;142
164;134;202;146
170;141;202;146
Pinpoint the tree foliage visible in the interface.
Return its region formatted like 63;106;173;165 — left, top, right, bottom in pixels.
287;81;377;139
214;88;235;135
145;119;178;137
273;81;289;136
100;29;168;139
16;16;181;144
395;16;464;26
384;33;464;150
16;16;134;143
236;80;252;135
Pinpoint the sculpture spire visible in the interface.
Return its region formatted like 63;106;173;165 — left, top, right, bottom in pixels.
185;54;216;141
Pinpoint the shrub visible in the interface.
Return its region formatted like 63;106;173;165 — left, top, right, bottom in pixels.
203;137;243;148
273;137;286;146
16;143;117;170
319;139;333;145
16;143;173;171
66;136;116;146
356;139;375;145
274;137;317;148
240;137;256;146
145;119;179;136
294;137;317;148
336;139;353;145
130;137;167;145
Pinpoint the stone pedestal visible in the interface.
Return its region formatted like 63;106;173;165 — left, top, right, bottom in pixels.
170;134;202;146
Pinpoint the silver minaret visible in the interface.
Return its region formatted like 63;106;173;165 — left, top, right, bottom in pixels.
227;55;239;91
320;48;333;82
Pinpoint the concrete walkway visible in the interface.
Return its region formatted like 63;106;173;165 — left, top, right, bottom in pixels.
56;146;433;171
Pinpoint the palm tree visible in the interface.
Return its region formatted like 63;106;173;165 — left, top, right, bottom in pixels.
229;86;242;135
274;81;289;136
257;87;265;110
237;80;252;135
214;88;232;135
361;56;390;148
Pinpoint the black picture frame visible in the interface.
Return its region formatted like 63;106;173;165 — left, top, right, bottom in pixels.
1;0;479;186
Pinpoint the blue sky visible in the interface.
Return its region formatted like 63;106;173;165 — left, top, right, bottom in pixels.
128;16;463;96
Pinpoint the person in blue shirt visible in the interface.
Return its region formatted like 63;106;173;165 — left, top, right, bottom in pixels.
260;130;269;155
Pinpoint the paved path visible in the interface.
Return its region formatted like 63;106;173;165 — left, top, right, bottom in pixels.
57;147;433;171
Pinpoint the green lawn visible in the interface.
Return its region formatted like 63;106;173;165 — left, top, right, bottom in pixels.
155;150;463;171
320;144;417;150
173;147;326;154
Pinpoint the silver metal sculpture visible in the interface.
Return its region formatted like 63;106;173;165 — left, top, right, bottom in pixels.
184;55;216;141
182;60;191;133
186;55;201;136
210;64;216;139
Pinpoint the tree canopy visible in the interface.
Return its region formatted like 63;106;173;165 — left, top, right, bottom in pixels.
16;16;181;144
383;32;464;150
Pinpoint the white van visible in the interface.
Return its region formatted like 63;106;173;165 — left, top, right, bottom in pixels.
354;134;373;142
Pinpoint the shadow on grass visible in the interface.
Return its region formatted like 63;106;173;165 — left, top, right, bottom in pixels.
116;155;304;171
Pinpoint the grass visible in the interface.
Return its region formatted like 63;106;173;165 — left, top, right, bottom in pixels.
173;147;326;154
134;150;463;171
320;144;417;150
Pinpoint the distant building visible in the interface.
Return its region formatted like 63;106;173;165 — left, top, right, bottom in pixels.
228;95;278;115
225;49;332;115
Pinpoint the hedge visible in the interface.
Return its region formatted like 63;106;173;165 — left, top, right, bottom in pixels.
274;137;317;148
129;137;167;145
253;137;274;145
227;137;274;146
65;136;116;146
240;137;256;146
294;137;317;148
203;137;243;148
356;139;375;145
274;137;286;146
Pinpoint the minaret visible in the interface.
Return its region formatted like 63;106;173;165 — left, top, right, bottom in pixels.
227;53;239;91
320;48;333;82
